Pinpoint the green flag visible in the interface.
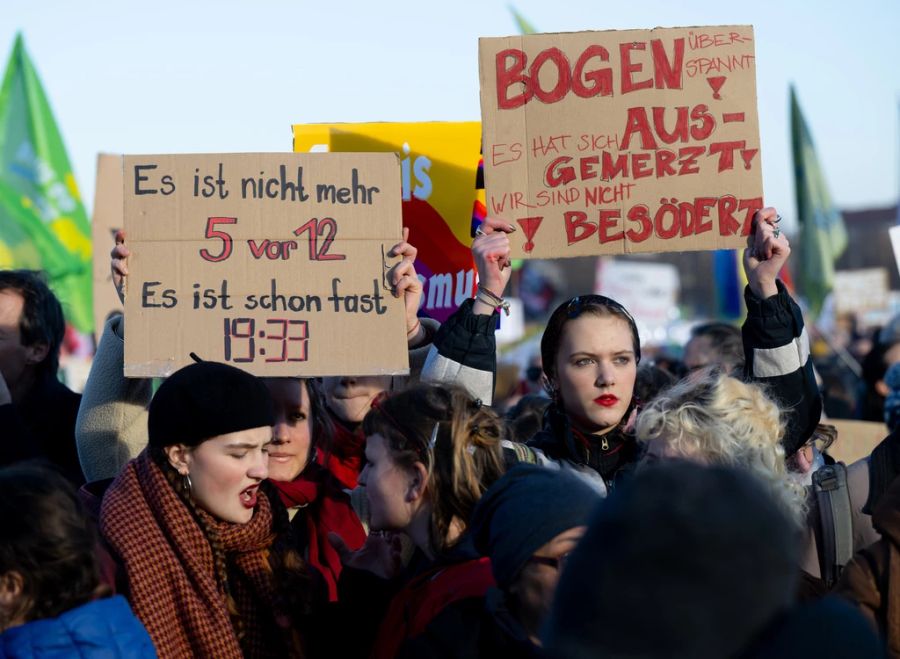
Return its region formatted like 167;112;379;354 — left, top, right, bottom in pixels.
509;6;537;35
0;33;93;332
791;85;847;319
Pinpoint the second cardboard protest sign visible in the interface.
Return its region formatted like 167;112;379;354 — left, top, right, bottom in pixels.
123;153;408;378
479;25;763;259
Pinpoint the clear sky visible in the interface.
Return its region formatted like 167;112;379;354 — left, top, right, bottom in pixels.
4;0;899;231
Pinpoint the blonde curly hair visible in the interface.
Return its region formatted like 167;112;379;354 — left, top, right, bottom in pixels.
635;373;807;527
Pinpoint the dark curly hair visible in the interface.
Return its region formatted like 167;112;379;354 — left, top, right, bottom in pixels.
0;463;103;628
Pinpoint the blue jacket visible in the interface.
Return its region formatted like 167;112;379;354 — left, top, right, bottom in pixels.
0;595;156;658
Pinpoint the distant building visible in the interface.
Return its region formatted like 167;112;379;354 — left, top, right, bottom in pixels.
837;205;899;288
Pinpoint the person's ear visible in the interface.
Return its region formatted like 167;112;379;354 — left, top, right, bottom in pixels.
0;571;23;605
163;444;193;476
23;342;49;367
0;570;25;625
405;461;429;503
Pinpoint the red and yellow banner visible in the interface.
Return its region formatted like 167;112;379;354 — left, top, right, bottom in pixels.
293;122;482;322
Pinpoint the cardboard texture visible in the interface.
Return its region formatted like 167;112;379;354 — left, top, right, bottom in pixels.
479;26;762;259
827;419;888;466
91;153;125;335
293;122;482;323
123;153;408;378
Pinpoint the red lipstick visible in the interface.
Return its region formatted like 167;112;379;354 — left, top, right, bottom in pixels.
594;395;619;407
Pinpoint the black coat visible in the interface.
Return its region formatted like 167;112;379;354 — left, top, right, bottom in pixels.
397;588;542;659
0;373;83;484
526;404;638;491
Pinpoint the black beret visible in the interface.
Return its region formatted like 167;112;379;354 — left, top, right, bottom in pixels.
148;362;275;448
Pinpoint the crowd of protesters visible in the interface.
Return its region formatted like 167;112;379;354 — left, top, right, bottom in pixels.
0;207;897;657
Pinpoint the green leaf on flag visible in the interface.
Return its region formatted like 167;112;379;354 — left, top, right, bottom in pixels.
509;6;537;35
791;85;847;319
0;33;93;333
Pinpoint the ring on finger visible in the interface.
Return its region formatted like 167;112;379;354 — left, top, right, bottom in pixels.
474;228;487;238
773;228;781;238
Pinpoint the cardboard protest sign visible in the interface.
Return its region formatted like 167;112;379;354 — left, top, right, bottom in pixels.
92;153;124;335
827;419;888;466
293;122;482;322
479;26;762;259
123;153;408;377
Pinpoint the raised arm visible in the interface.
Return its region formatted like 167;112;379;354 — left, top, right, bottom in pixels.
741;208;822;456
75;234;152;481
420;217;515;404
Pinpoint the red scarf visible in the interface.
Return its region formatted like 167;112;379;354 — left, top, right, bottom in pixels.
270;463;366;601
100;450;300;658
371;557;495;659
317;420;366;489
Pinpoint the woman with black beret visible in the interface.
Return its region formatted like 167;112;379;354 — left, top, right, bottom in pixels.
100;361;310;658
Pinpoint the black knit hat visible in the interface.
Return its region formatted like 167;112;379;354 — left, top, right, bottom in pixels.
469;464;602;590
544;461;800;659
148;362;275;448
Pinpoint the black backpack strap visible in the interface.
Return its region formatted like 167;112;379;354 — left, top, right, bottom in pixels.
812;462;853;588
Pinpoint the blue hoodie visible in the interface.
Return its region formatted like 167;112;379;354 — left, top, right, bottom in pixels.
0;595;156;658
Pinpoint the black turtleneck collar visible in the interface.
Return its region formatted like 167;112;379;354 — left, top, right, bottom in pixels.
542;403;640;487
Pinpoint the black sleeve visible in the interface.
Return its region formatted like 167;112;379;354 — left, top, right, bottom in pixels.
742;280;822;456
0;403;41;465
396;598;485;659
420;299;498;404
313;566;398;659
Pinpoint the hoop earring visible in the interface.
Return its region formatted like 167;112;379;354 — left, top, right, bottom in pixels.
183;473;193;494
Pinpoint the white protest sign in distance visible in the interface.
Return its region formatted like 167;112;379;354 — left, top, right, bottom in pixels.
833;269;889;315
479;26;762;259
123;152;408;378
595;258;680;344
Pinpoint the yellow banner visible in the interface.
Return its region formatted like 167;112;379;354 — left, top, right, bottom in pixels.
294;122;483;322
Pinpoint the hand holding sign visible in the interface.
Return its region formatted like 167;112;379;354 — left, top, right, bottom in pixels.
472;217;515;316
479;26;762;259
111;230;129;305
743;207;790;300
386;227;425;344
123;153;408;377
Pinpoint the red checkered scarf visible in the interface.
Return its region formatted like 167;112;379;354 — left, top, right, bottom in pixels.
101;449;291;658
